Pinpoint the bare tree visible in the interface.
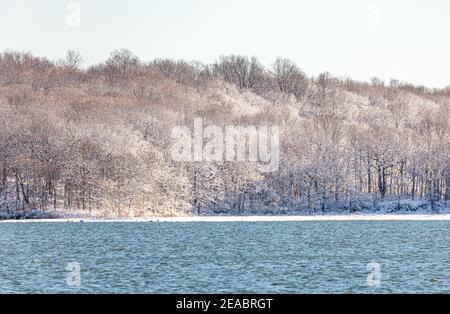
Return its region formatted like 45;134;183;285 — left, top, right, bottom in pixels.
271;57;308;98
61;50;83;70
213;55;264;90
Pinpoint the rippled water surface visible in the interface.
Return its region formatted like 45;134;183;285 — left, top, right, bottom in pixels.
0;221;449;293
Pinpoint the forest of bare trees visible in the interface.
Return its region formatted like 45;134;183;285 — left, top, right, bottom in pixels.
0;49;449;217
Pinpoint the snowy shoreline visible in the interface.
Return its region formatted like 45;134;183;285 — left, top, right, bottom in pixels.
2;213;450;223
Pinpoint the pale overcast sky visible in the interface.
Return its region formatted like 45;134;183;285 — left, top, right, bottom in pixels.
1;0;449;88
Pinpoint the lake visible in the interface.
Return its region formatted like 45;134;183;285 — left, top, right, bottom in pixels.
0;221;449;293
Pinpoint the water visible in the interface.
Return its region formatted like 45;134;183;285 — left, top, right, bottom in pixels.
0;221;449;293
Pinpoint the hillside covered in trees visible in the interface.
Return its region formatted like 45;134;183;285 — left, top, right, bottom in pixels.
0;49;449;218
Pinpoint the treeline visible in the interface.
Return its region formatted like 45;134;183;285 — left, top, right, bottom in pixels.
0;49;449;216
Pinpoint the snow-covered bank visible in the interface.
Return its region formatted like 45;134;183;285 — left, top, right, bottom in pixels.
2;200;449;223
2;213;450;223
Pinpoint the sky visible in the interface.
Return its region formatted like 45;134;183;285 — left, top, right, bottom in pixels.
0;0;449;88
